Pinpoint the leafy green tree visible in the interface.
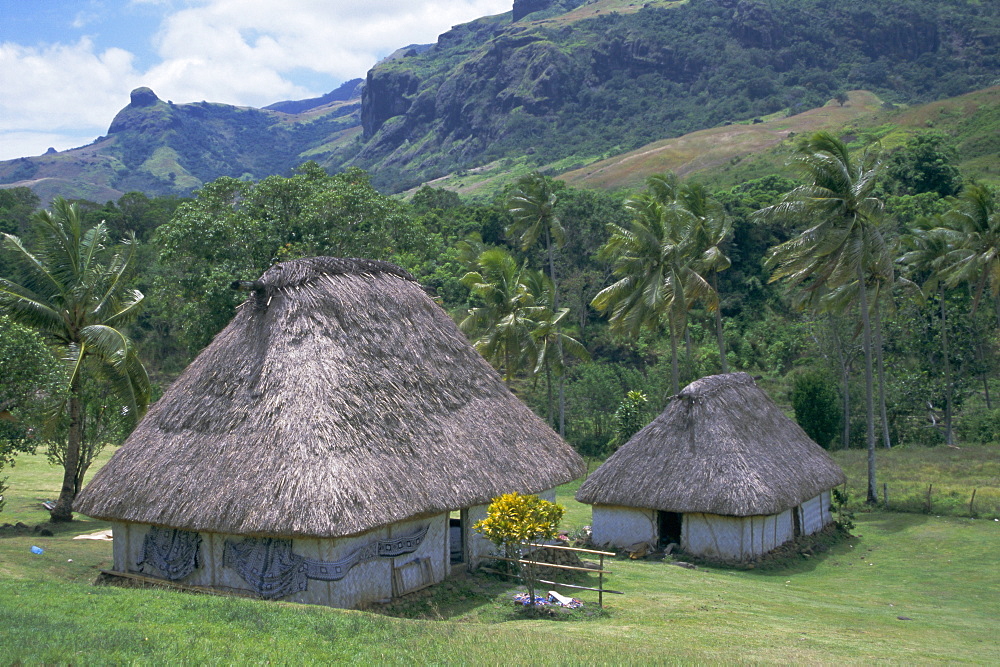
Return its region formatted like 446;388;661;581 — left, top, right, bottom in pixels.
0;188;41;278
609;390;648;454
756;132;887;503
0;316;64;513
473;492;564;608
153;165;426;360
885;133;962;198
790;369;841;449
0;197;150;521
562;361;645;458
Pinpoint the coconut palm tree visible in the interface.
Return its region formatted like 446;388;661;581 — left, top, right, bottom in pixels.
592;194;713;395
460;248;544;385
507;172;571;431
940;184;1000;323
679;182;733;372
939;185;1000;409
899;217;960;445
524;269;590;425
0;197;150;521
755;131;886;503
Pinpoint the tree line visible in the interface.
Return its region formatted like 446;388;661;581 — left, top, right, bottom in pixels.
1;130;997;519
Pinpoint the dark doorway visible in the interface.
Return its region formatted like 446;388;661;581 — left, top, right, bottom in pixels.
792;506;802;537
449;512;465;565
658;511;682;548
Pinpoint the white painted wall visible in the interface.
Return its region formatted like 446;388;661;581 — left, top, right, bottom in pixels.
684;509;796;560
110;515;449;609
578;491;836;562
463;503;494;569
799;492;833;535
591;505;657;549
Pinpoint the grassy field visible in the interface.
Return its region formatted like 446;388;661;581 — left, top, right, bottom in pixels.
832;442;1000;519
1;447;998;663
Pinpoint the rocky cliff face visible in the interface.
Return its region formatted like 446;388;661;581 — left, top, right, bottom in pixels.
347;0;993;190
2;0;994;200
108;88;179;136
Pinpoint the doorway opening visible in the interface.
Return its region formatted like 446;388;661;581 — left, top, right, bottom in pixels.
657;511;682;548
449;511;466;565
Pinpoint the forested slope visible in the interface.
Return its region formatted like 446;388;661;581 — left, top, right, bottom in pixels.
1;0;996;201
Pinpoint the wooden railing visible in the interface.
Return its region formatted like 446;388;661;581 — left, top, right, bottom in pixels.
483;542;622;607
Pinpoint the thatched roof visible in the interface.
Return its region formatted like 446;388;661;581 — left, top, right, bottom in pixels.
575;372;845;517
76;257;584;538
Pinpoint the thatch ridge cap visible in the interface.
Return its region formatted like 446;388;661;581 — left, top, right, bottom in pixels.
678;371;756;401
258;257;417;290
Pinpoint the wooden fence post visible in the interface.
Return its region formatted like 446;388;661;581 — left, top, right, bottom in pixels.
925;484;933;513
969;488;977;517
598;553;604;608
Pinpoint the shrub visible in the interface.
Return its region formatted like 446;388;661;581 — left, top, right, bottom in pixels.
474;493;564;607
790;370;841;449
959;408;1000;444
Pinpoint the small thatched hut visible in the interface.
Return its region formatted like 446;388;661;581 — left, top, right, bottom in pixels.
576;373;845;561
76;257;584;607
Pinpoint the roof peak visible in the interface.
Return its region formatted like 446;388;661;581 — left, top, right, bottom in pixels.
678;372;756;400
260;257;416;289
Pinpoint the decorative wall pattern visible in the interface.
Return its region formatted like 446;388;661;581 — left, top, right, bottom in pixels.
223;525;428;599
137;526;202;581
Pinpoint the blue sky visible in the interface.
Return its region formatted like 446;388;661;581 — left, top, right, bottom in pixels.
0;0;511;160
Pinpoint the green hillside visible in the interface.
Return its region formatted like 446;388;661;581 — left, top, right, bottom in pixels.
0;0;996;202
352;0;999;191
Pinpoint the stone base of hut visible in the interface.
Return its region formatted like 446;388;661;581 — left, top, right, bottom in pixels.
591;491;835;561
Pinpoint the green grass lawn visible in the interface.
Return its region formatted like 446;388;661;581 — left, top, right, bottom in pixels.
830;442;1000;519
1;449;998;663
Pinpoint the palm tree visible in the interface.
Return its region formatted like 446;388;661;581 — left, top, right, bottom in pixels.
0;197;150;521
507;172;570;432
460;248;544;385
940;185;1000;409
755;132;886;503
592;193;713;395
940;185;1000;323
525;270;590;425
679;182;733;372
899;218;960;445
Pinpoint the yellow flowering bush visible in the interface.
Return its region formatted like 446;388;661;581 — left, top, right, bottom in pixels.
474;492;565;607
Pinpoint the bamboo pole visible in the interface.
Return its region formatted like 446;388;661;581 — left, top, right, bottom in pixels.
490;556;611;574
478;568;624;595
525;543;615;556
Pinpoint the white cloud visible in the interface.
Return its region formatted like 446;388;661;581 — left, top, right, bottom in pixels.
1;0;512;160
0;39;140;158
144;0;511;104
0;131;104;161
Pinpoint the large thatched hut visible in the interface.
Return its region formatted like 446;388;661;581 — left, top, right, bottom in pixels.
576;373;845;561
76;257;584;607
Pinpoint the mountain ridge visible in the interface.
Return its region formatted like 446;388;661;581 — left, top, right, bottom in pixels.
0;0;996;202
